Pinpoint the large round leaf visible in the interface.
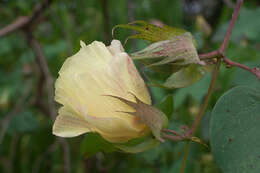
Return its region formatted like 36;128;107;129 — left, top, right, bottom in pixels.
210;86;260;173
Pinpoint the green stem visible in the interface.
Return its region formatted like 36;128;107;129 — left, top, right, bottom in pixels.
188;58;221;136
179;141;190;173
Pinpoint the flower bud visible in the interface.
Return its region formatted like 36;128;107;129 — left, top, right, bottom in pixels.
132;32;206;89
132;32;203;66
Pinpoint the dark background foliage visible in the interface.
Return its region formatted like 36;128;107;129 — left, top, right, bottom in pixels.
0;0;260;172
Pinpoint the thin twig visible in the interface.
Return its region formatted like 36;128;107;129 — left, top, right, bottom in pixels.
188;58;221;136
162;129;183;136
223;0;236;9
33;76;51;116
0;0;70;172
26;33;56;120
164;0;246;141
165;1;245;172
100;0;111;43
0;0;53;38
26;33;71;173
127;0;137;51
223;56;260;80
162;134;183;141
199;0;244;58
179;141;190;173
0;17;30;37
219;0;244;54
127;0;135;22
199;51;219;60
199;0;260;81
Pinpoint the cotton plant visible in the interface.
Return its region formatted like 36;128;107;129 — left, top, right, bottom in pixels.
52;21;207;153
52;3;260;171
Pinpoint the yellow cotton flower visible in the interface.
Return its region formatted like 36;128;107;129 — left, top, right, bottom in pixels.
53;40;151;143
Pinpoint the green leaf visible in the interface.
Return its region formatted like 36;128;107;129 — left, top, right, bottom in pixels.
81;132;115;158
113;20;187;43
210;86;260;173
155;95;174;119
115;138;159;153
162;64;206;89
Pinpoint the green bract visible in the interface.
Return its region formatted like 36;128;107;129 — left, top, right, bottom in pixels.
113;20;187;43
106;94;168;142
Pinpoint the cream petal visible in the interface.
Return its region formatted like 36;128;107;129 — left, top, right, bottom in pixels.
54;40;151;142
53;105;148;142
53;107;91;137
83;111;149;143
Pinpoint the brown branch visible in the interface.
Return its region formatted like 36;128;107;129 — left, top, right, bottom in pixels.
223;0;236;9
0;0;53;38
162;134;183;141
28;0;53;25
163;59;221;140
26;33;71;173
100;0;111;43
26;33;56;120
199;0;244;58
219;0;244;54
33;75;51;116
0;17;30;37
162;129;183;136
127;0;137;51
199;0;260;81
163;0;246;141
179;141;190;173
223;56;260;80
127;0;135;22
199;51;219;60
162;128;186;141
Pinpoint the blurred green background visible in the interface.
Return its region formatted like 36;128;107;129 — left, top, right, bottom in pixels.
0;0;260;172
